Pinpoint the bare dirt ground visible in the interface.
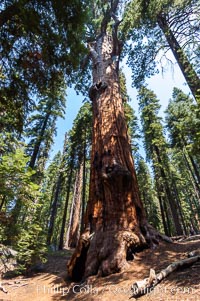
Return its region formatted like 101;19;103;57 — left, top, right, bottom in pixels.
0;239;200;301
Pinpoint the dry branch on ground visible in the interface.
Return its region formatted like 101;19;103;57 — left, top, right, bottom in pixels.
131;253;200;298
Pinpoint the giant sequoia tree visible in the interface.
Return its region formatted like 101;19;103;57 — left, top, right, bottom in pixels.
67;0;167;281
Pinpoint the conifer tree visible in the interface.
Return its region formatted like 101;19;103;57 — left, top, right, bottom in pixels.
59;102;92;250
138;86;184;235
136;158;161;229
68;1;167;281
123;0;200;102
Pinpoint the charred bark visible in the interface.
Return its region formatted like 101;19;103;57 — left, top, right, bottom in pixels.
67;21;170;280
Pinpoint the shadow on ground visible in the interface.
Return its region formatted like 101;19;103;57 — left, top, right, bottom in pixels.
0;241;200;301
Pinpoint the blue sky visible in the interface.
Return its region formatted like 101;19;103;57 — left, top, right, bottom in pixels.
49;51;191;162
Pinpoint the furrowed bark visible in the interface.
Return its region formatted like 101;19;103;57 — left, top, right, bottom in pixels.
67;5;170;281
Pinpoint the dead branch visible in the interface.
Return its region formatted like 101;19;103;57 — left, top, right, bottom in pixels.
0;284;8;293
0;279;30;294
179;235;200;242
11;283;29;290
188;249;200;257
130;254;200;298
171;235;187;241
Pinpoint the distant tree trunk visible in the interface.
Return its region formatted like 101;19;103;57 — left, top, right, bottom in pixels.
153;145;183;235
81;139;87;233
157;13;200;103
47;173;62;245
155;182;170;236
29;112;50;169
68;20;164;280
183;149;200;197
58;162;74;250
66;163;83;248
162;195;173;236
172;179;188;234
0;196;6;211
187;153;200;185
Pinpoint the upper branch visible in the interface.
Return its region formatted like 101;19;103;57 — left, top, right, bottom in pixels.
100;0;120;34
111;12;123;59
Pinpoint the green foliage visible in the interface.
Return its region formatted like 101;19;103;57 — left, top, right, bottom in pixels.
138;86;167;161
25;84;66;173
124;103;141;155
136;158;161;228
122;0;200;88
165;87;200;159
0;0;88;132
0;145;39;206
16;223;47;273
69;101;92;165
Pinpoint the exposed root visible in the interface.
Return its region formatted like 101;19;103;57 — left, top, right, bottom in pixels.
67;224;172;281
142;223;173;248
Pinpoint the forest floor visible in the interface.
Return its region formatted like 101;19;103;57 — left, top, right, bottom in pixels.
0;238;200;301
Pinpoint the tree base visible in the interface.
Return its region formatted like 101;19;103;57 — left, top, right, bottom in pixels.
67;224;172;281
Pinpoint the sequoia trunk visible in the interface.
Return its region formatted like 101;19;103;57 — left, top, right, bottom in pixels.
68;32;163;281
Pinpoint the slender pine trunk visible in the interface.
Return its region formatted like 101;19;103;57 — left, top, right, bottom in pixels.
157;13;200;103
154;145;183;235
47;173;62;245
58;162;74;250
29;112;50;169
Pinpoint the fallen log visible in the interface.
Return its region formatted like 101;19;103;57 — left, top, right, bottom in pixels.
11;283;29;290
130;254;200;298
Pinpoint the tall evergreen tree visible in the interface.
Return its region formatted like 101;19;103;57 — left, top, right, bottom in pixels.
136;158;161;229
138;86;184;235
123;0;200;102
165;88;200;175
59;102;92;249
26;84;66;173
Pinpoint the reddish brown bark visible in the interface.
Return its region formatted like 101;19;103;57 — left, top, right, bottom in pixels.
67;25;168;281
66;164;83;248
